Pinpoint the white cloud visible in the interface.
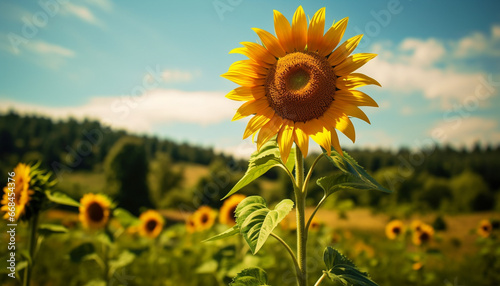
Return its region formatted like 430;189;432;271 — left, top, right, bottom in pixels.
144;69;200;84
430;117;500;148
61;3;101;26
359;24;500;109
27;40;75;57
0;89;240;134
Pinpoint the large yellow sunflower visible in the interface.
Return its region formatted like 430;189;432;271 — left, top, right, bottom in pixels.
1;163;34;221
385;219;404;240
219;194;246;226
223;6;379;162
79;193;111;230
138;210;164;238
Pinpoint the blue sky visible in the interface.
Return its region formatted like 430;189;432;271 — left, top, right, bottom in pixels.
1;0;499;157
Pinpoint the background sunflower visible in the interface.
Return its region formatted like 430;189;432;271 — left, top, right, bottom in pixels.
79;193;111;230
139;210;164;238
1;163;33;221
219;194;246;226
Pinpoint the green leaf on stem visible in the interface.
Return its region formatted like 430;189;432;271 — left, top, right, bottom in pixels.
203;225;240;242
322;149;392;193
45;191;80;207
222;138;294;199
236;196;293;254
230;267;270;286
323;247;379;286
113;208;138;228
109;250;136;274
38;224;68;236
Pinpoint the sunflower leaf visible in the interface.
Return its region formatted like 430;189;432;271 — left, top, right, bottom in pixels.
38;224;68;236
235;196;293;254
113;208;138;228
45;191;80;207
69;243;95;263
322;149;391;193
203;225;240;242
323;247;379;286
230;267;270;286
317;173;377;197
223;138;289;199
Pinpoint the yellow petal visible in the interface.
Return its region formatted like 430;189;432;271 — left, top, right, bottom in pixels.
243;109;274;139
328;34;363;66
336;73;381;90
333;104;371;124
333;53;377;76
318;17;348;57
323;108;355;142
252;28;286;58
302;119;331;155
330;129;343;155
232;98;270;121
291;6;307;51
273;10;294;53
221;71;265;87
228;60;268;77
307;7;326;52
226;86;266;101
230;42;276;67
294;122;309;157
277;119;295;163
334;90;378;107
257;114;283;151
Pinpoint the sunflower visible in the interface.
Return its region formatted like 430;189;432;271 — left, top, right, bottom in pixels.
1;163;34;221
385;220;404;240
477;219;492;238
139;210;164;238
186;214;197;233
412;262;423;271
412;223;434;246
223;6;379;162
193;206;217;232
410;219;424;233
79;193;111;230
219;194;246;226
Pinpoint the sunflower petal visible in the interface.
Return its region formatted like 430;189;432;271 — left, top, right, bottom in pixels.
232;98;270;121
291;6;307;51
257;114;283;151
303;119;332;155
333;104;371;124
252;28;286;58
323;108;355;143
318;17;348;57
230;42;276;66
336;73;381;90
274;10;294;53
328;34;363;66
228;60;268;77
243;110;274;139
221;71;265;87
334;90;378;107
333;53;377;76
307;7;326;52
330;129;343;155
294;122;309;158
226;86;266;101
277;119;295;163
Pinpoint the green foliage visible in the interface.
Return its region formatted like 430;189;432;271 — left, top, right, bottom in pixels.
69;243;95;263
207;196;294;255
45;191;80;207
113;208;138;228
223;138;294;199
230;267;270;286
323;247;378;286
37;224;68;236
104;136;152;215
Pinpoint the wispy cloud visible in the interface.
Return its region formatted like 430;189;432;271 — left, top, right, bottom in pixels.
430;117;500;148
0;89;240;134
26;40;75;57
61;3;101;26
144;69;201;84
85;0;113;12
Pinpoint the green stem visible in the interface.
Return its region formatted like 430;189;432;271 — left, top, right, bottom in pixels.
23;214;39;286
314;272;327;286
302;153;324;196
103;234;110;286
305;194;327;237
269;232;300;276
294;147;307;286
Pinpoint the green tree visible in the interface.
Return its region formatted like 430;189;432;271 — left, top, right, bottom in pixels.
104;136;152;215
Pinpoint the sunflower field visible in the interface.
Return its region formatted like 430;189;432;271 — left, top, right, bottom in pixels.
2;2;500;286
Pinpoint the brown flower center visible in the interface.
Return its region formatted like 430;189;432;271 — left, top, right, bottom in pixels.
419;231;430;242
201;213;209;224
393;227;401;234
87;202;104;222
146;219;158;232
265;51;336;122
228;205;237;224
